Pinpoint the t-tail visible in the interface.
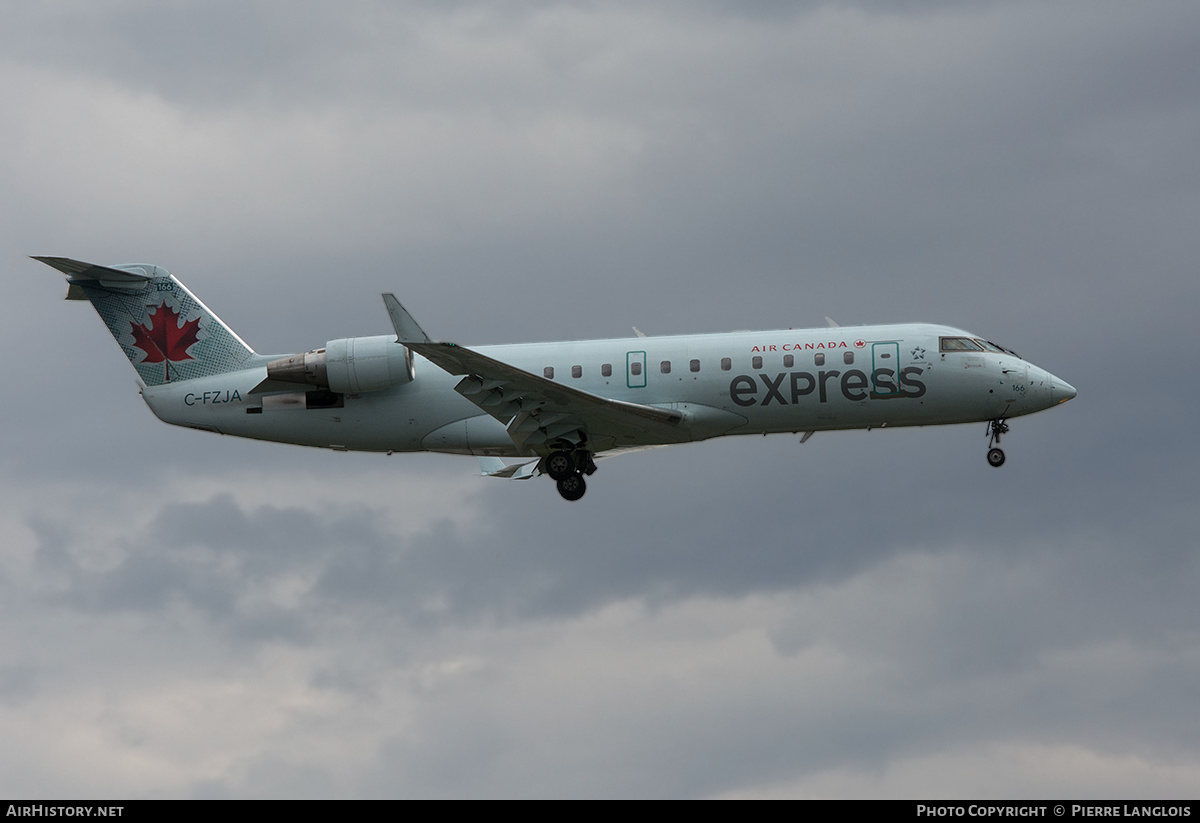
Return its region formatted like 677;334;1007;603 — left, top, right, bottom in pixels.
35;257;259;386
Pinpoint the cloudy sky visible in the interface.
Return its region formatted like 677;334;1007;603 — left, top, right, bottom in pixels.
2;0;1198;798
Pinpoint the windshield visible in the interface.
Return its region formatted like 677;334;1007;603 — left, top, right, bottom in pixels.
975;339;1021;358
939;337;983;352
939;336;1022;358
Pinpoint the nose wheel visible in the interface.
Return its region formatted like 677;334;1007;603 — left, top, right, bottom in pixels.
986;419;1009;468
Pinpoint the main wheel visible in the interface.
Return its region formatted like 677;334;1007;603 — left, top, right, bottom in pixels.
546;450;575;481
987;447;1006;467
556;473;587;501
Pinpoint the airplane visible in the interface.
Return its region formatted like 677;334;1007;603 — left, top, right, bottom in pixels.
36;256;1076;501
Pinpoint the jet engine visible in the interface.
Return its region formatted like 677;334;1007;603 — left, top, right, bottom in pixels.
265;334;414;394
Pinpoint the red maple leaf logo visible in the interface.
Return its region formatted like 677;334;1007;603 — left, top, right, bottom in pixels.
130;302;201;382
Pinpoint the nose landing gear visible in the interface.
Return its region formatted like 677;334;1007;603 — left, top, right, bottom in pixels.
986;419;1009;468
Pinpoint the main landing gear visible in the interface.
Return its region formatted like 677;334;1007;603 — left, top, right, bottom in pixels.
544;449;596;501
986;418;1009;467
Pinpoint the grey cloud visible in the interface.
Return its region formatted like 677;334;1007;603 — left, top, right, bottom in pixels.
0;666;39;706
3;0;1200;798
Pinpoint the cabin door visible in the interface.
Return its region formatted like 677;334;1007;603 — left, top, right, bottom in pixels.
871;342;901;397
626;350;646;389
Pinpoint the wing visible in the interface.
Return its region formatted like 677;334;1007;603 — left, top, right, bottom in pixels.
383;294;683;455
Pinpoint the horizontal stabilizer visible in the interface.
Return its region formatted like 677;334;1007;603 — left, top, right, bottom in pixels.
33;256;152;292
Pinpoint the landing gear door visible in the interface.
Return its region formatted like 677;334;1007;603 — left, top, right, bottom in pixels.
626;350;646;389
871;342;901;397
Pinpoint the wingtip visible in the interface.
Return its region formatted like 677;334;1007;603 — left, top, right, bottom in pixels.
381;292;432;344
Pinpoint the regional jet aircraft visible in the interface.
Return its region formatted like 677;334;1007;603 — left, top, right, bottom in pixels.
37;257;1076;501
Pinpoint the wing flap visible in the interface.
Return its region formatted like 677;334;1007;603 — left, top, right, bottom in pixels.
477;456;540;480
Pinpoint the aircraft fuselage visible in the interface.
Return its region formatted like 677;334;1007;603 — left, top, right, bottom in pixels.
141;323;1071;456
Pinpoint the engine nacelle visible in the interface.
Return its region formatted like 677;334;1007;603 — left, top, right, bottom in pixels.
266;334;414;394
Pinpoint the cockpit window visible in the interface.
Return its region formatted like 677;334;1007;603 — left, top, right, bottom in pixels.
976;339;1021;358
940;337;984;352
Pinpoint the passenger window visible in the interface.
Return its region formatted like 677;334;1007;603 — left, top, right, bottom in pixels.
783;354;794;368
721;357;731;371
601;363;612;377
752;356;763;369
690;359;700;373
630;362;642;376
544;366;554;379
814;353;825;366
844;351;854;365
661;360;671;374
571;365;582;378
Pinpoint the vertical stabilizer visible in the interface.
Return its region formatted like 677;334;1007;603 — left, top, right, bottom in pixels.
34;257;257;386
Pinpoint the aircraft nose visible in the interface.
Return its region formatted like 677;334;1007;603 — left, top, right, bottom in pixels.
1051;376;1077;404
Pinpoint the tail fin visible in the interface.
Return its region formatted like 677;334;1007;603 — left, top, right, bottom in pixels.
35;256;257;386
